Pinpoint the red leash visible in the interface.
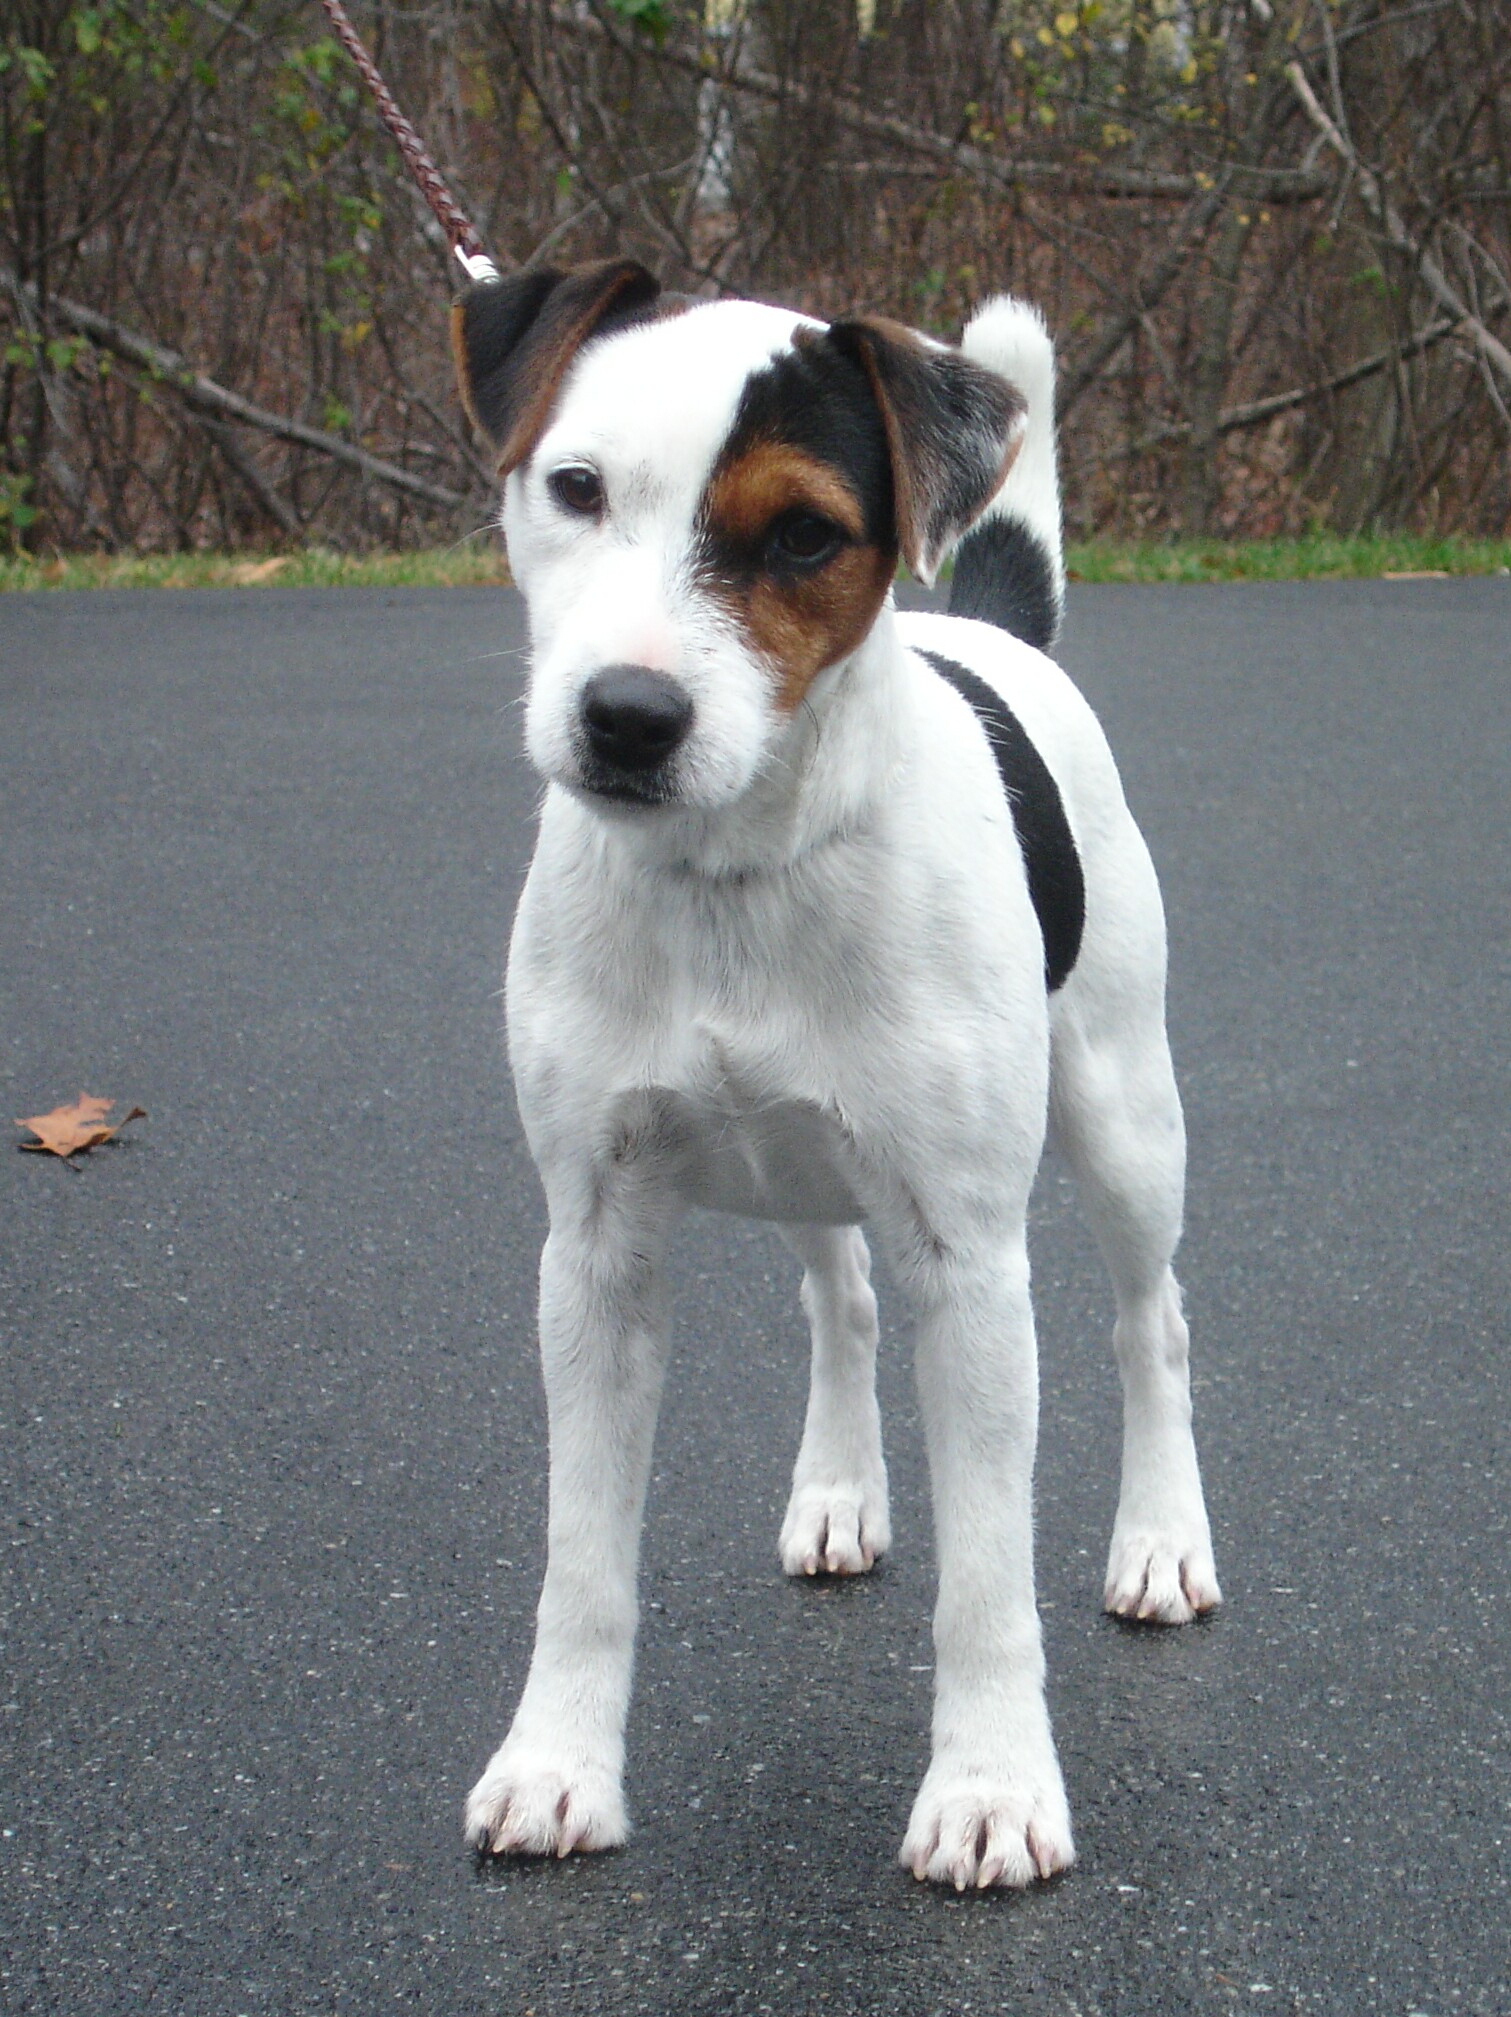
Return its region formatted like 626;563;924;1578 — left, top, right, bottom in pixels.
316;0;499;282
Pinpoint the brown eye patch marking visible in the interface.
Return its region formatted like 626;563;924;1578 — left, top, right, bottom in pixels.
704;442;866;547
700;440;897;713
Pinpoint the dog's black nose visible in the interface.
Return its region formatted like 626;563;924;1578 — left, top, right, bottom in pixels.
580;666;693;773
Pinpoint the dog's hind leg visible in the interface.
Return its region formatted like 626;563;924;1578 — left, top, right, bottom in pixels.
1049;983;1221;1625
777;1224;891;1577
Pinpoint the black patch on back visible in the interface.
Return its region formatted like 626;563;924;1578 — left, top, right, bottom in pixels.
919;648;1084;991
701;334;899;575
949;515;1062;651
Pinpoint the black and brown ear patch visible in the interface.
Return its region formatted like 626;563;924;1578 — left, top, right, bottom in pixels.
451;259;662;474
825;315;1025;584
701;439;897;713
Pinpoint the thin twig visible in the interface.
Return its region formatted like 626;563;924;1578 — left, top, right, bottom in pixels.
1069;313;1466;470
1285;57;1511;389
197;416;304;538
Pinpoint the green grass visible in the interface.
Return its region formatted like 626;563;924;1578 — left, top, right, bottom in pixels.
0;543;511;593
2;532;1507;592
1066;532;1511;582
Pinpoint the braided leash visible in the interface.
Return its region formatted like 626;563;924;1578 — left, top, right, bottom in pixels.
316;0;499;283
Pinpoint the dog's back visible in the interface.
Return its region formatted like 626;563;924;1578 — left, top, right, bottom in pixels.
949;298;1064;653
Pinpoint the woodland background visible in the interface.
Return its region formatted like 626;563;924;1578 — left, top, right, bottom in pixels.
3;0;1510;554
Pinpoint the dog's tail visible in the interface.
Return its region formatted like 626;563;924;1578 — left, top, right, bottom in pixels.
951;297;1064;652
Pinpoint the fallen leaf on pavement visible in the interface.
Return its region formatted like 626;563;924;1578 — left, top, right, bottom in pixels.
15;1093;147;1159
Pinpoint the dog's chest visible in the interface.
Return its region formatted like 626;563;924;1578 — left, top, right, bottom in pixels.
513;802;1036;1228
623;908;878;1224
516;840;904;1224
649;1015;865;1225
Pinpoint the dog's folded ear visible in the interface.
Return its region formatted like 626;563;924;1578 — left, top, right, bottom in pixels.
824;316;1026;588
452;259;662;475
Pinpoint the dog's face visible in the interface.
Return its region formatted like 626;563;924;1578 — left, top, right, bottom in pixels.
454;261;1024;815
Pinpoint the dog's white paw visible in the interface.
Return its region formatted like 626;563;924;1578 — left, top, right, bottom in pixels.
463;1741;627;1859
900;1754;1075;1890
1104;1525;1221;1624
780;1479;890;1577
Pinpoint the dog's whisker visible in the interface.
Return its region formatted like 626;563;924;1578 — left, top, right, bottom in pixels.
443;522;505;557
461;647;528;667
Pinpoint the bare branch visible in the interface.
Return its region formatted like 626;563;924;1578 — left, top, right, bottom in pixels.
1073;313;1467;468
1059;183;1232;418
5;276;470;513
547;1;1331;205
197;416;304;539
1285;57;1511;389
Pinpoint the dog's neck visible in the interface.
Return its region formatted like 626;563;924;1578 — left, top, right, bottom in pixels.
574;598;913;883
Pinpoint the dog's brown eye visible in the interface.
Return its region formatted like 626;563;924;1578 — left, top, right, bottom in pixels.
769;510;841;567
548;465;604;517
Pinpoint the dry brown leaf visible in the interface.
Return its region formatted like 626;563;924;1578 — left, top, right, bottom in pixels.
228;556;291;585
15;1092;147;1158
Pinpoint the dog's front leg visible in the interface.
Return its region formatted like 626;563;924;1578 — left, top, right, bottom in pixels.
900;1237;1075;1890
465;1183;675;1858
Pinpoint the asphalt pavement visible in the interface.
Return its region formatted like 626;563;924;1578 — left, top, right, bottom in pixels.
1;578;1507;2016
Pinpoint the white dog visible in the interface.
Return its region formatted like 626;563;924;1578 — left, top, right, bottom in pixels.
451;261;1220;1890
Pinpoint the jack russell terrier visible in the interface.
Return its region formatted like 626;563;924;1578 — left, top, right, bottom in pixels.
450;260;1220;1890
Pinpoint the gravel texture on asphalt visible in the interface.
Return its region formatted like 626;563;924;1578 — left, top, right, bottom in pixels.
2;580;1507;2014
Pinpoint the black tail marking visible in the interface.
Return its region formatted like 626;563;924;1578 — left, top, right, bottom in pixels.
948;515;1061;652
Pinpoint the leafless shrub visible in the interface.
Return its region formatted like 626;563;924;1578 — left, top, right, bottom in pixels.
3;0;1507;552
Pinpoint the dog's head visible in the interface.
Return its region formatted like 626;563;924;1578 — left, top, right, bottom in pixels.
454;260;1024;814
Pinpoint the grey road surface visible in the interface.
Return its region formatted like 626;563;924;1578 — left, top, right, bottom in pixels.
2;581;1507;2016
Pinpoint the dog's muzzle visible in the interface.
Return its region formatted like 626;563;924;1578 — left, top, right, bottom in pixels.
577;665;694;801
